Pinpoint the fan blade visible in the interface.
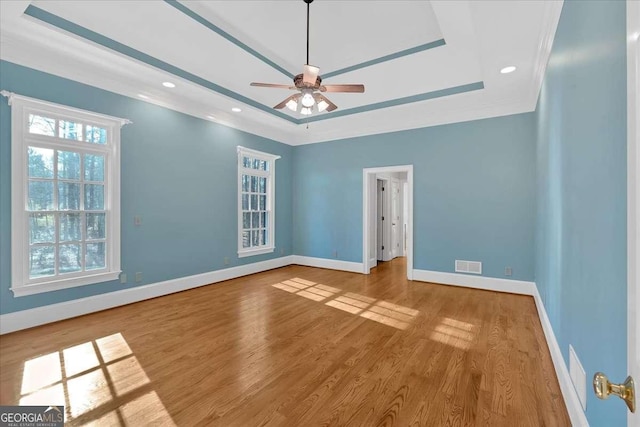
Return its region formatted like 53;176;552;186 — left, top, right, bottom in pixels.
316;94;338;112
251;82;297;90
302;64;320;85
273;94;298;110
320;84;365;93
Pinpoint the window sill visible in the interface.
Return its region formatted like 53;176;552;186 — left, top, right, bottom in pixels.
11;271;122;297
238;247;275;258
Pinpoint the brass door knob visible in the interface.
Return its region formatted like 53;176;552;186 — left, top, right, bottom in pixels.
593;372;635;413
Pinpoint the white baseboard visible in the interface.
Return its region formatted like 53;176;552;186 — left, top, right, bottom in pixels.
412;269;536;295
368;257;377;270
291;255;364;274
0;255;591;426
412;269;587;425
0;256;294;335
532;287;589;427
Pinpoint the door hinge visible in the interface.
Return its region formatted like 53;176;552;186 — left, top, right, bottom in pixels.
382;245;385;250
382;216;385;220
382;187;385;191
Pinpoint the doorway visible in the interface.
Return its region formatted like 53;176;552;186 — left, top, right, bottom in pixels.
363;165;413;280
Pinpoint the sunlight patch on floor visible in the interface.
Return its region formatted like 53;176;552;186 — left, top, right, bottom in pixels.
21;352;62;395
272;278;419;330
64;342;100;377
18;332;174;425
430;317;478;350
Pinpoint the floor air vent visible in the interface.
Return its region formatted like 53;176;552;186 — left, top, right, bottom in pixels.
455;260;482;275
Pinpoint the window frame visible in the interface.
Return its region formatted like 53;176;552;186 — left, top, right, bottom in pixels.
237;146;280;258
4;91;130;297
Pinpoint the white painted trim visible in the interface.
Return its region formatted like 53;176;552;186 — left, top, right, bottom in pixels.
0;90;132;126
627;1;640;426
11;271;121;297
291;255;363;274
410;269;587;425
363;165;413;280
0;256;294;335
0;246;594;427
236;146;279;258
236;145;281;161
528;0;564;110
368;257;377;270
237;247;275;258
8;95;123;296
532;287;590;427
412;269;535;295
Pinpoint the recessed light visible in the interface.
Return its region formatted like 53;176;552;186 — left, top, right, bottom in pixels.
232;107;242;113
500;66;517;74
138;94;149;99
206;115;216;120
162;81;176;88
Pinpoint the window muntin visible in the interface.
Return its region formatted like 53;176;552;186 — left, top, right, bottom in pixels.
237;147;280;258
6;92;127;296
27;147;107;278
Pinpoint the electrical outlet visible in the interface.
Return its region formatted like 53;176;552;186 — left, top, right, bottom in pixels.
120;273;127;284
224;257;230;266
505;267;513;277
134;216;142;226
135;272;143;283
280;248;285;256
332;250;338;258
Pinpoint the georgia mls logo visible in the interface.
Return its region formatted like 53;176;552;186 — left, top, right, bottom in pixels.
0;405;64;427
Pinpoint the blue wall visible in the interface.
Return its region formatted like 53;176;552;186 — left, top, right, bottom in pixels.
293;113;537;282
0;60;293;315
535;1;627;425
1;4;631;422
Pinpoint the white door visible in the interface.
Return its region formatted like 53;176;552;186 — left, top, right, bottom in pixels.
376;179;385;261
628;3;639;424
391;180;401;258
403;182;409;256
595;6;638;424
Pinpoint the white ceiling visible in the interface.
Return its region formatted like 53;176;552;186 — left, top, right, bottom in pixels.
0;0;563;145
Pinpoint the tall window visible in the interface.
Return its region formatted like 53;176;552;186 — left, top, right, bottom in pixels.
237;146;280;258
5;92;128;297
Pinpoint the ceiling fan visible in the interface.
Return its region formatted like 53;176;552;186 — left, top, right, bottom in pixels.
250;0;365;115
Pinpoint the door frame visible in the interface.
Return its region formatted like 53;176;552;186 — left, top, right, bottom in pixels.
376;178;386;262
627;1;639;425
362;165;413;280
389;179;402;259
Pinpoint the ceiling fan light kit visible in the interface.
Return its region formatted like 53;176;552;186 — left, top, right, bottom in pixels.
250;0;365;116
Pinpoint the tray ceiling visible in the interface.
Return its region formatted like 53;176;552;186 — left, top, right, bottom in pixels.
0;0;563;145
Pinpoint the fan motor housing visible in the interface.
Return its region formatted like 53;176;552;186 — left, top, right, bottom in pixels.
294;73;322;89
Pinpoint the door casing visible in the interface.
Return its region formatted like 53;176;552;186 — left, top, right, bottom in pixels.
363;165;413;279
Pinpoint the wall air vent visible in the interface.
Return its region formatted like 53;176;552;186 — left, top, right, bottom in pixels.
455;260;482;275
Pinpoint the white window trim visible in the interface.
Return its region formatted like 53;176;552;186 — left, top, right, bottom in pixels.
2;91;131;297
237;146;280;258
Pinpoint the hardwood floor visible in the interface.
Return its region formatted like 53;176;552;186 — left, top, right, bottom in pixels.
0;258;570;426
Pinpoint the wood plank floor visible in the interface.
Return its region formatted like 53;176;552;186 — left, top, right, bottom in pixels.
0;258;570;426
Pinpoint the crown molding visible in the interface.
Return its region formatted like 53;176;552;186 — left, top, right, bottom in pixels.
528;0;564;110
